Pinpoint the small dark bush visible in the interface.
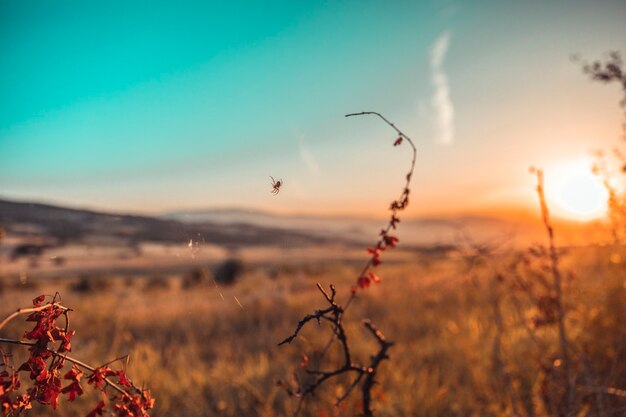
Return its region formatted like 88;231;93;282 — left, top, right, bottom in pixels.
70;276;111;293
144;276;170;291
181;267;210;289
213;259;243;286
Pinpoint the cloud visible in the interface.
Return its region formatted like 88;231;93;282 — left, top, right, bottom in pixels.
299;136;319;175
430;31;454;145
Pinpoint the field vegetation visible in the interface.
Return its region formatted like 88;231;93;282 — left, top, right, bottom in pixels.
0;242;624;416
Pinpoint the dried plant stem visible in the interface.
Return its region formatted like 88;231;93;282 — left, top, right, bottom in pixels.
360;320;393;417
534;169;574;410
593;153;626;242
489;281;521;417
344;111;417;306
316;109;416;363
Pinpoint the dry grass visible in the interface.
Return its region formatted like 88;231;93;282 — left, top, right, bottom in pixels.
1;245;624;417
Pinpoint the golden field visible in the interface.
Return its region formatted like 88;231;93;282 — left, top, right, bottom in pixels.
1;242;624;417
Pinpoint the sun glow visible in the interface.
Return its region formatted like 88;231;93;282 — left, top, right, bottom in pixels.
544;158;608;221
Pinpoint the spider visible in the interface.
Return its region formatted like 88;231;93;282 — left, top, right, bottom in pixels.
270;176;283;195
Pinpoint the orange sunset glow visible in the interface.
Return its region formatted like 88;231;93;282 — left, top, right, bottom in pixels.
544;158;609;220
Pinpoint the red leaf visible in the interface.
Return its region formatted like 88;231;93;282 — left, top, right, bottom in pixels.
61;380;84;401
368;272;381;284
32;295;45;307
116;370;132;388
383;235;399;248
87;367;116;388
64;367;83;382
366;247;381;256
86;400;106;417
358;276;370;289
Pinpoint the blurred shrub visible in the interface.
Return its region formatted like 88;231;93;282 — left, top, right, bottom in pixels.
213;259;243;286
182;259;244;289
144;276;170;291
70;275;112;293
182;267;211;289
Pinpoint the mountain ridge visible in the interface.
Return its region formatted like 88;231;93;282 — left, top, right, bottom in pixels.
0;199;332;248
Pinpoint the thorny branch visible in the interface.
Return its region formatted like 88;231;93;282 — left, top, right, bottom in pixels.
279;113;416;416
360;320;393;416
279;285;393;417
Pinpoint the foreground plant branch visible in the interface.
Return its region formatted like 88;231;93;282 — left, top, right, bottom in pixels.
344;112;417;296
581;51;626;242
279;112;416;416
592;152;626;242
579;50;626;139
0;294;154;416
530;167;575;413
279;285;393;416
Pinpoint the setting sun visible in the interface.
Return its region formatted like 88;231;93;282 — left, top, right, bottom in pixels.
545;158;609;221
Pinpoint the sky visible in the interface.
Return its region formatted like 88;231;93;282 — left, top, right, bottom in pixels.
1;0;625;220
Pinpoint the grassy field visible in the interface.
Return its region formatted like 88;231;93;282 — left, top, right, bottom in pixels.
1;244;624;417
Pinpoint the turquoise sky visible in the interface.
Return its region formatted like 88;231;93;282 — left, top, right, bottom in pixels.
1;1;625;217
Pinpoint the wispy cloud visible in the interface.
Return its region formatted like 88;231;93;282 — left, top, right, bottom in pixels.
430;31;454;145
299;136;319;175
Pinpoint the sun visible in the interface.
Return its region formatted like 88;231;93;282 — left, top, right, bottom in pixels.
544;158;608;221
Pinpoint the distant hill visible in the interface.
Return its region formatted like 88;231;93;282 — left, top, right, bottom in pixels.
1;199;601;251
0;199;331;248
161;208;533;247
